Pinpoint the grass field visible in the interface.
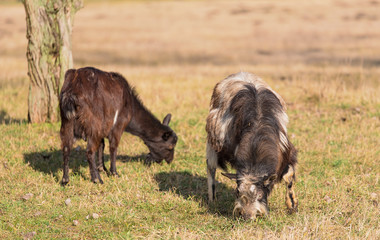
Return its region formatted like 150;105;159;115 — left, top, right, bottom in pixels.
0;0;379;239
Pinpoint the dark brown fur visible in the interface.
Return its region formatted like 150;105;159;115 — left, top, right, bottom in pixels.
59;67;177;185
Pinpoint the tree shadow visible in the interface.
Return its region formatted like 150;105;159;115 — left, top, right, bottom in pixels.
0;110;26;125
154;171;236;217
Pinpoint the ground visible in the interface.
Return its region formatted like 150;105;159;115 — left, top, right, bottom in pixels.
0;0;379;239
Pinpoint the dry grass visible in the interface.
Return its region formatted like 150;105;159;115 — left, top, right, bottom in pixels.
0;0;379;239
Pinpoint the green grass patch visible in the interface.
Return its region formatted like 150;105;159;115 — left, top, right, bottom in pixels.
1;0;379;238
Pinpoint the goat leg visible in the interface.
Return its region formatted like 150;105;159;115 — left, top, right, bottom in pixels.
60;118;74;186
206;142;218;202
97;138;109;175
283;165;298;213
87;139;103;184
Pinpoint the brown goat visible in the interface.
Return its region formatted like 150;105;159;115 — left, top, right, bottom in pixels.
206;72;298;220
59;67;177;185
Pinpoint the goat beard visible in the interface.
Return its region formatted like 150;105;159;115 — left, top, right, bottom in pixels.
145;153;163;165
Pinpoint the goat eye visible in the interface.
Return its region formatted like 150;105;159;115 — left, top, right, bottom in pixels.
257;191;264;199
162;132;171;141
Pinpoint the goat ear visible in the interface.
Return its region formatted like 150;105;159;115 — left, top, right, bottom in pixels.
263;174;277;187
162;113;172;126
221;172;237;180
162;131;171;141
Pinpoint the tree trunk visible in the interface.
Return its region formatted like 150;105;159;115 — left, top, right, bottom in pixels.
22;0;82;123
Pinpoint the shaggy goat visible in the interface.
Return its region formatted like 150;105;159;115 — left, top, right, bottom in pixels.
206;72;298;220
59;67;177;185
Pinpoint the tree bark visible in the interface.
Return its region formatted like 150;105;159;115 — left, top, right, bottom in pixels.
22;0;82;123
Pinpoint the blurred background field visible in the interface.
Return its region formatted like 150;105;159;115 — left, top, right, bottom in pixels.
0;0;379;239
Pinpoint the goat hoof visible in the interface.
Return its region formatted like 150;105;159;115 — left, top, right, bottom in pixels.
111;171;119;177
287;206;298;214
288;209;297;214
93;178;104;184
97;166;107;172
61;178;69;186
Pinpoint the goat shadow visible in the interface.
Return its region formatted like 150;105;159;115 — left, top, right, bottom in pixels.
154;171;236;217
23;148;146;182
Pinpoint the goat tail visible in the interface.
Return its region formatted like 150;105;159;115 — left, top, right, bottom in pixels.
60;69;78;120
60;93;77;120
